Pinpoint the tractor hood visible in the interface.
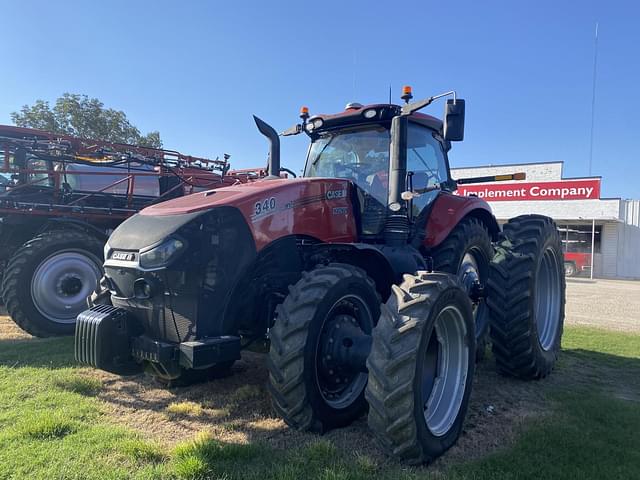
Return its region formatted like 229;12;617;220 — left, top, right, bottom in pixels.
140;178;309;216
107;210;203;252
107;178;296;251
108;176;358;256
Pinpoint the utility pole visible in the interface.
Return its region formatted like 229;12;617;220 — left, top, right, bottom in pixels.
588;22;599;177
590;219;596;280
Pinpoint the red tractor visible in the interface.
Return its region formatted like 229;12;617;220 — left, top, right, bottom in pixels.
75;87;565;464
0;125;261;337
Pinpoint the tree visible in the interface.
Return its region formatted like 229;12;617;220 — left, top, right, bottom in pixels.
11;93;162;148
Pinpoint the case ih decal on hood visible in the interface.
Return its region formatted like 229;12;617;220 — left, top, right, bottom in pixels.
140;177;357;250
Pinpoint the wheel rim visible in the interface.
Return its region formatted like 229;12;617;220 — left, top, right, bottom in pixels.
315;294;373;409
535;247;562;350
458;251;486;338
31;250;102;324
564;263;575;276
422;305;469;437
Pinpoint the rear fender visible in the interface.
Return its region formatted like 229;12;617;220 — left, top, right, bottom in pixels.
423;193;500;248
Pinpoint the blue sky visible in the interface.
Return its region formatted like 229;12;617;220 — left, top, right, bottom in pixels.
2;0;638;198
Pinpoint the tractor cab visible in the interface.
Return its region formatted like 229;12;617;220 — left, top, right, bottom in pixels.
269;86;466;242
302;105;453;235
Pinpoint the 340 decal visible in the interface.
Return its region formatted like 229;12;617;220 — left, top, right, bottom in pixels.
254;197;277;217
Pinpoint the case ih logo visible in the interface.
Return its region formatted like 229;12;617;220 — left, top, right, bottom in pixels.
326;189;347;200
111;251;135;261
456;179;601;202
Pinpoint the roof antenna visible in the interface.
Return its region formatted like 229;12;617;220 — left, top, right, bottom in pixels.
388;84;392;105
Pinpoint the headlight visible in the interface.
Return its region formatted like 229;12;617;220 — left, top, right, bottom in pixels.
305;117;324;132
363;108;377;119
103;242;111;261
139;237;185;269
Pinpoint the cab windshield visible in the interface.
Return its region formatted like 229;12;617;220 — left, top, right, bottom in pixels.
304;126;390;205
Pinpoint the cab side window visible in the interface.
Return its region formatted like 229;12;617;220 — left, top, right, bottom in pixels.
406;123;448;215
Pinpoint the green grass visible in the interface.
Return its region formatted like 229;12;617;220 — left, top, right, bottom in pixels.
563;325;640;360
0;326;638;479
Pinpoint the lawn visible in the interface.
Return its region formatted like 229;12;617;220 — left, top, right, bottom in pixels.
0;326;638;480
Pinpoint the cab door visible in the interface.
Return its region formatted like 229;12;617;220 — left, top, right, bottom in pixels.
405;122;451;219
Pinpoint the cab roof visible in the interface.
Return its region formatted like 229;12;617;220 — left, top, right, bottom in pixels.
311;103;443;133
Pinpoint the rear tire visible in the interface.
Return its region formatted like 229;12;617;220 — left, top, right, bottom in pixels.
487;215;565;379
366;273;475;464
268;263;380;432
2;230;104;337
430;217;493;361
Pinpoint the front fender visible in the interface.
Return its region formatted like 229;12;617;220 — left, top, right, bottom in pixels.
309;242;397;298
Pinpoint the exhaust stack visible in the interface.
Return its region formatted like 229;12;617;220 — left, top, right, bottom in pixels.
253;115;281;179
385;114;410;246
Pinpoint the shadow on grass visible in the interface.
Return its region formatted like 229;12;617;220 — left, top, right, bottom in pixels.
168;433;385;480
550;348;640;403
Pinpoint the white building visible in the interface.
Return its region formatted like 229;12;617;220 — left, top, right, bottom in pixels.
451;161;640;279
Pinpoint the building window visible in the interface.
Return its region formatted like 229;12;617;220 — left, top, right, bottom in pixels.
558;225;601;254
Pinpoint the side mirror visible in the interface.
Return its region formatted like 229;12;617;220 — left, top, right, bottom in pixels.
443;99;465;141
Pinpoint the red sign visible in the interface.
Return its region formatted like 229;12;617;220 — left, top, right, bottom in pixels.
456;179;601;202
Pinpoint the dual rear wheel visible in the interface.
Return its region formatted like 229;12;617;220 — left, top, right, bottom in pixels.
268;214;565;464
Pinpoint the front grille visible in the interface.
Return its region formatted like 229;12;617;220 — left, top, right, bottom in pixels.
161;294;198;341
103;206;257;344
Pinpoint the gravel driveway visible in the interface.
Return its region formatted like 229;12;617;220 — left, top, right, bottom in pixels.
565;278;640;333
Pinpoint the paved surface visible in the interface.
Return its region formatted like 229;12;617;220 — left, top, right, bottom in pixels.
565;278;640;333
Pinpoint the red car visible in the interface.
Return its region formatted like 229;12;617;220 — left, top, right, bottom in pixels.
564;252;591;276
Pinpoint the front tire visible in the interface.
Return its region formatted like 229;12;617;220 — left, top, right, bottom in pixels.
2;230;104;337
487;215;565;379
268;263;380;432
366;273;475;464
